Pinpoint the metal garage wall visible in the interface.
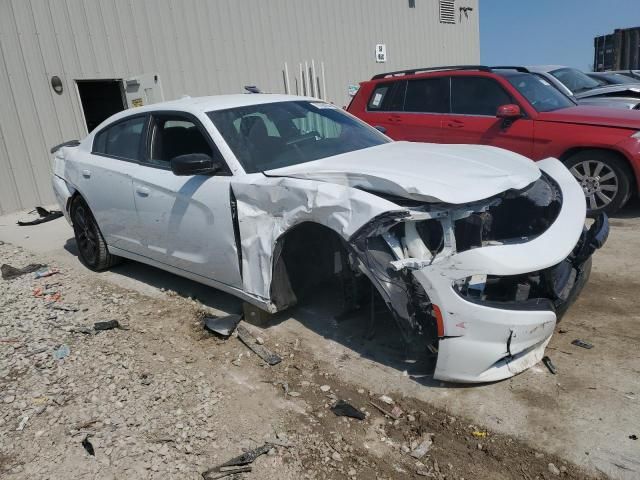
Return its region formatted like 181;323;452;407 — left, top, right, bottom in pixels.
0;0;479;214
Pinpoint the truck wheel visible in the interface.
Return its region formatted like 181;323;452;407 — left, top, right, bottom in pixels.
564;150;631;215
70;196;121;271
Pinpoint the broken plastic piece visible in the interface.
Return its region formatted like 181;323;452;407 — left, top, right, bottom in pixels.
471;430;487;438
94;320;125;331
53;344;70;360
236;324;282;365
204;314;242;337
219;443;272;468
368;400;401;420
34;268;59;279
542;356;557;374
82;435;95;456
1;263;45;280
629;434;638;440
17;207;63;226
331;400;366;420
202;465;252;479
571;339;593;349
410;434;434;459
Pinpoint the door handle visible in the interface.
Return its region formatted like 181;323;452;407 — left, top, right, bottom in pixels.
447;120;465;128
388;114;402;123
373;125;387;133
81;169;91;178
135;186;150;197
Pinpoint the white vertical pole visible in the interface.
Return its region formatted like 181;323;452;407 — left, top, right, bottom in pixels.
284;62;290;94
321;62;327;100
304;61;310;96
311;60;317;98
299;63;304;95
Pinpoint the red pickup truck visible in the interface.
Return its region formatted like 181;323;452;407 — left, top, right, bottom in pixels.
347;65;640;214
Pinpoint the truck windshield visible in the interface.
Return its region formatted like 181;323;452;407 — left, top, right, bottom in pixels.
504;73;576;112
208;101;390;173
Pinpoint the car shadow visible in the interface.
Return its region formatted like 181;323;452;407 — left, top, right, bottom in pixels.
62;236;466;388
611;197;640;219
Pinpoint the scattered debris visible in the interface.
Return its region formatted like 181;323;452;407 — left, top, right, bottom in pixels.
379;395;394;405
236;324;281;365
331;400;366;420
320;385;331;392
571;339;593;349
48;303;78;312
548;462;561;476
203;314;242;337
16;416;29;431
471;430;487;438
255;336;265;345
410;434;434;459
202;442;272;478
390;404;403;419
34;268;59;279
94;320;127;331
368;400;402;420
17;206;63;226
1;263;45;280
630;434;638;440
82;435;95;456
53;344;70;360
202;466;252;479
542;356;557;374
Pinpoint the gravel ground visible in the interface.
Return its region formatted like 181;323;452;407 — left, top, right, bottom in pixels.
0;240;607;479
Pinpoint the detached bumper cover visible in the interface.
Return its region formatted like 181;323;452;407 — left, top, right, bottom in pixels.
412;158;607;383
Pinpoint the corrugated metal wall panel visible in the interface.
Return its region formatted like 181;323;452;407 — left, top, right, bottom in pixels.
0;0;479;214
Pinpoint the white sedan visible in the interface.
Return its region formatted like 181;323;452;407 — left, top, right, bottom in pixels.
51;94;607;382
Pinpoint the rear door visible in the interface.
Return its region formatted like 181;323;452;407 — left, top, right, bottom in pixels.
357;81;407;138
130;111;242;287
399;77;449;142
441;76;534;157
77;114;146;254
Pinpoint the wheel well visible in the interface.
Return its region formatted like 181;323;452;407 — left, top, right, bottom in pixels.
559;147;637;193
270;222;362;313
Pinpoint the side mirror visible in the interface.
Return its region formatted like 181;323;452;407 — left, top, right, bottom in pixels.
496;104;522;119
170;153;220;176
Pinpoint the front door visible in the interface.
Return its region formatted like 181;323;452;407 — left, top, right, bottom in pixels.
440;76;534;158
131;112;242;287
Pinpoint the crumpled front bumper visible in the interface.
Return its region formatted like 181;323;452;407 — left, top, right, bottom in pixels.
412;158;608;383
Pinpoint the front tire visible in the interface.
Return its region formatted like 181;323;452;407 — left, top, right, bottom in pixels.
564;150;631;215
70;196;120;271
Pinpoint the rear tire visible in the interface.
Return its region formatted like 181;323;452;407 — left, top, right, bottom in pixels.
564;150;632;215
70;196;121;271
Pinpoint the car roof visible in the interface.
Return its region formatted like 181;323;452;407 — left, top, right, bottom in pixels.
117;93;319;117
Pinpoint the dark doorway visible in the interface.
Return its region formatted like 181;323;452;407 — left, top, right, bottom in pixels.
77;80;126;133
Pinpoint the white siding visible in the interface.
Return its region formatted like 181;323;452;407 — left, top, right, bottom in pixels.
0;0;479;214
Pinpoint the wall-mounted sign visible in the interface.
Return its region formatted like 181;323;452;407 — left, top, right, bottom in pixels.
347;84;360;97
375;44;387;63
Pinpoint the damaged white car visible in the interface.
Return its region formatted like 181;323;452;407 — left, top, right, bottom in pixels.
51;94;608;382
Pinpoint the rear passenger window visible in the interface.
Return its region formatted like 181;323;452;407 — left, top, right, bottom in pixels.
93;116;146;160
451;77;513;116
148;115;215;167
404;78;450;113
367;81;406;111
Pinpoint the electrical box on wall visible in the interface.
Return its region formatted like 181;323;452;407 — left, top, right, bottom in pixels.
375;44;387;63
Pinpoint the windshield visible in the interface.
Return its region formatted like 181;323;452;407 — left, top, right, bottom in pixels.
208;101;389;173
550;68;601;93
505;73;576;112
601;73;638;85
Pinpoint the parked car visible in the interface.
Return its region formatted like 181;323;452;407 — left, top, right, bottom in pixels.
609;70;640;81
586;71;640;86
348;65;640;214
51;94;607;383
527;65;640;110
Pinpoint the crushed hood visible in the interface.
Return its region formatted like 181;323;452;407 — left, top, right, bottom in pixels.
265;142;540;204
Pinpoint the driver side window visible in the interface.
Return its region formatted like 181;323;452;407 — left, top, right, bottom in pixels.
147;114;220;169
